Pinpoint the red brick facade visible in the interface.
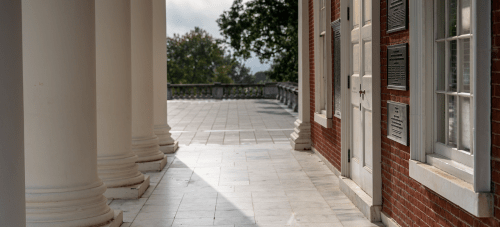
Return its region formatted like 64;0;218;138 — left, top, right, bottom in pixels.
308;0;500;226
309;0;342;172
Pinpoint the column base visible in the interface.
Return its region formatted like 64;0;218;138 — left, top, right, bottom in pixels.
290;119;311;150
137;155;168;172
104;175;150;200
102;210;123;227
290;138;311;150
159;141;178;154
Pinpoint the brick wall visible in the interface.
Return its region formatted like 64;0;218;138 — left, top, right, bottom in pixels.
381;1;500;226
490;0;500;225
309;0;342;172
308;0;500;226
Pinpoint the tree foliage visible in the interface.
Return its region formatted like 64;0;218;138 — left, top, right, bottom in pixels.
167;27;233;84
228;60;255;84
167;27;255;84
217;0;298;82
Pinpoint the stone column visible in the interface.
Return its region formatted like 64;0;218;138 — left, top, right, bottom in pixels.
22;1;122;226
290;0;311;150
0;1;25;226
96;0;150;199
132;0;168;172
153;0;178;154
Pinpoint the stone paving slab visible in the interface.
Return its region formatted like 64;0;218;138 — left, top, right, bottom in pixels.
110;100;383;227
166;100;297;146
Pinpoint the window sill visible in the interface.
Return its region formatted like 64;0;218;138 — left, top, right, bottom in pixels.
409;160;492;217
426;153;473;184
314;113;333;128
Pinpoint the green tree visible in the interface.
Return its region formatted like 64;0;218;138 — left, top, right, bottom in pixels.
254;71;271;84
167;27;234;84
217;0;298;82
226;56;255;84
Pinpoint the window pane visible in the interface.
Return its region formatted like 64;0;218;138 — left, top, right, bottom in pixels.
460;39;471;92
449;40;457;92
460;0;471;34
436;0;446;39
334;24;341;117
437;94;446;143
448;95;457;147
460;97;471;151
436;42;446;91
449;0;458;37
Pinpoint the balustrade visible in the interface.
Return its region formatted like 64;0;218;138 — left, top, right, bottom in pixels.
167;83;277;100
166;82;299;113
275;82;299;113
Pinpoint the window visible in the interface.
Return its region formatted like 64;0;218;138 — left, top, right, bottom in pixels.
314;0;333;128
432;0;474;183
409;0;492;217
332;19;341;118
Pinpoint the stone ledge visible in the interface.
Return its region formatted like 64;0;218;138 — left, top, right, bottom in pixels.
312;146;381;222
102;210;123;227
409;160;493;217
104;175;150;200
137;155;168;172
160;141;178;154
381;212;401;227
314;113;333;128
339;176;381;222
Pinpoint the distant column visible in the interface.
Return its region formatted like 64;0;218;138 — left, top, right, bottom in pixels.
131;0;168;172
153;0;178;154
96;0;150;199
0;1;25;226
22;1;122;226
290;0;311;150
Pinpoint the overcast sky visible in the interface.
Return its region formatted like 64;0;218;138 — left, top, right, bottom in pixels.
166;0;270;74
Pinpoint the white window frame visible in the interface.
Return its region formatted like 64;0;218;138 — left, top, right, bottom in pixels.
313;0;333;128
409;0;492;217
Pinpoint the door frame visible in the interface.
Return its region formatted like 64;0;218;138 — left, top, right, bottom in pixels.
340;0;382;206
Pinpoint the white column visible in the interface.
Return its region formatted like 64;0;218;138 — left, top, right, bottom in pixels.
0;1;25;226
132;0;168;172
153;0;178;154
96;0;150;199
22;1;122;226
290;0;311;150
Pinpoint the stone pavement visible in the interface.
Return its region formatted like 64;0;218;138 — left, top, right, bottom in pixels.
110;100;383;227
167;100;297;145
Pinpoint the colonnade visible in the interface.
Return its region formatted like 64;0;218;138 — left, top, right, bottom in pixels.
0;0;177;226
290;0;311;150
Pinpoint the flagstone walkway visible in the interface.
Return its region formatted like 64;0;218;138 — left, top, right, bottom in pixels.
111;100;383;227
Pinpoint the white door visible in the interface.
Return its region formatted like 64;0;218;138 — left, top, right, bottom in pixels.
349;0;378;197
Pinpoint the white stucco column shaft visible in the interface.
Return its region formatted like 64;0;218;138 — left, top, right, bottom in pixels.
96;0;150;199
131;0;168;172
22;1;122;226
291;0;311;150
153;0;178;154
0;1;25;226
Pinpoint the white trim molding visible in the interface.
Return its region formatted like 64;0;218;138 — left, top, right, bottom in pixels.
313;0;333;128
409;0;492;217
339;0;382;222
314;113;333;128
409;160;492;217
339;0;351;178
